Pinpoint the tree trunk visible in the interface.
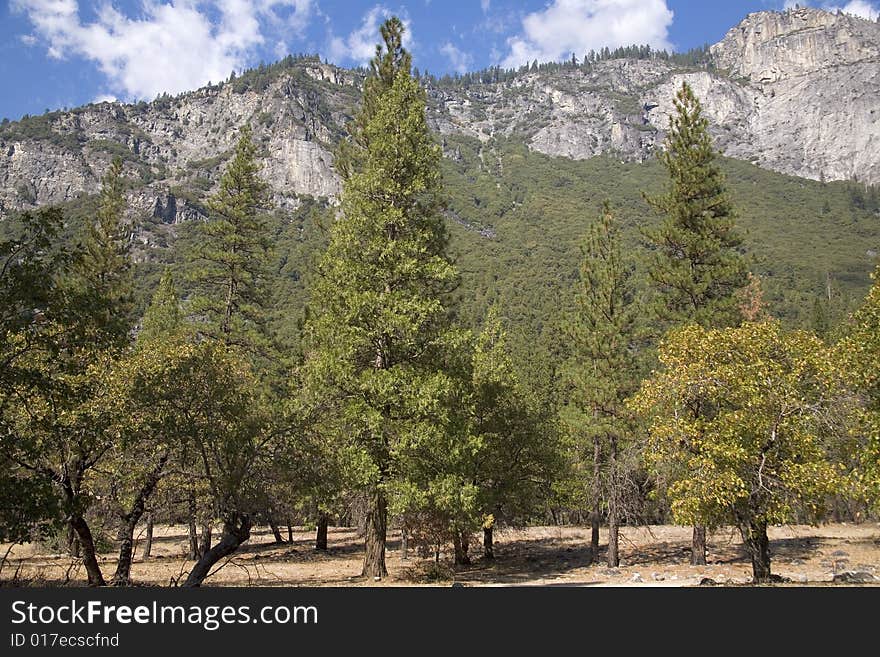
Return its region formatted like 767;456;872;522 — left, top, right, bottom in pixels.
692;526;707;566
198;522;213;558
356;499;367;539
315;512;329;550
67;522;81;558
112;452;168;585
401;528;409;560
142;513;154;560
186;495;198;560
287;522;293;543
361;488;388;579
69;514;105;587
607;435;619;568
608;520;619;568
269;516;284;544
483;526;494;560
112;518;137;586
453;530;471;566
741;520;771;584
590;434;601;564
184;513;252;587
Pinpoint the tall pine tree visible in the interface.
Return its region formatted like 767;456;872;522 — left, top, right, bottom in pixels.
303;17;459;579
563;202;643;567
137;269;184;345
78;155;133;347
182;125;272;356
644;81;748;565
645;81;747;329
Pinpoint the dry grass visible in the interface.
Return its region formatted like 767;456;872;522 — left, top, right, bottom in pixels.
2;523;878;587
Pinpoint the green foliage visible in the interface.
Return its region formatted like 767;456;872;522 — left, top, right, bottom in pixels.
396;308;561;546
88;139;136;161
179;125;274;356
631;321;844;530
75;156;135;347
643;82;748;329
0;111;85;151
0;208;72;542
137;269;184;345
837;265;880;510
560;202;644;520
0;166;134;583
465;308;561;523
303;19;462;574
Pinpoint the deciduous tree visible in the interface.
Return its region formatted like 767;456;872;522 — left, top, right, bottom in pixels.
631;321;842;582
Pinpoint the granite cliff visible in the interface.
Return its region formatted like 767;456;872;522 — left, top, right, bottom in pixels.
1;7;877;224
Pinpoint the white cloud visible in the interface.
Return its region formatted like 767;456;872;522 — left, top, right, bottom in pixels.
480;0;491;12
326;5;413;67
824;1;880;19
91;93;118;104
19;33;38;45
440;42;472;74
784;0;880;19
501;0;674;69
11;0;315;101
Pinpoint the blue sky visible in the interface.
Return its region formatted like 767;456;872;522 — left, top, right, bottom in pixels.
1;0;878;121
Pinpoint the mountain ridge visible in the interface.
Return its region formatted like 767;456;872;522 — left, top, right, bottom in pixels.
1;7;878;225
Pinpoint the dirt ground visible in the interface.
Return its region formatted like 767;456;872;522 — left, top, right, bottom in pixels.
2;523;879;587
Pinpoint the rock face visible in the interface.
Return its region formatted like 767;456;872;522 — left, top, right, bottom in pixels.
708;7;880;183
0;60;353;218
712;8;880;84
1;8;878;220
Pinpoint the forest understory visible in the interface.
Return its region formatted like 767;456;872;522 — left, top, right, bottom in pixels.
3;523;878;588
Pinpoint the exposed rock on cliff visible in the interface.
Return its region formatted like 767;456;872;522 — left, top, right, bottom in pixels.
1;8;878;221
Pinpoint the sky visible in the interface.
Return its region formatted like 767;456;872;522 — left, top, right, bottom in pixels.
1;0;878;121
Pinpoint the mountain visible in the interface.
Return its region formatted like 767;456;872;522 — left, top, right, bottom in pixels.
1;7;878;374
2;7;879;216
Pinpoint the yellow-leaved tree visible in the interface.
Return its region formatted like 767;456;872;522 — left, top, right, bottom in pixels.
630;321;844;582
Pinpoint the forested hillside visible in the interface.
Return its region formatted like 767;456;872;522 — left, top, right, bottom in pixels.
2;12;879;588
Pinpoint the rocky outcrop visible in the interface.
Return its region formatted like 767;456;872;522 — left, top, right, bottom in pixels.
712;7;880;84
1;8;878;220
0;64;350;216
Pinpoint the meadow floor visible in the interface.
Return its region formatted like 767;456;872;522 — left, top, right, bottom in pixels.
2;523;879;587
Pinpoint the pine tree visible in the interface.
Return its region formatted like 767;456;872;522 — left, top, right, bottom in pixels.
182;125;272;355
303;17;459;579
78;156;133;347
563;202;643;567
644;82;748;565
137;269;183;345
467;307;561;560
645;81;747;330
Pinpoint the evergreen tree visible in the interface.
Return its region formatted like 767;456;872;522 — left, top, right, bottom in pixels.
838;266;880;510
562;202;643;566
644;81;748;564
303;17;459;579
77;156;133;347
137;269;184;345
644;81;747;329
396;307;561;565
182;125;272;355
465;308;561;560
